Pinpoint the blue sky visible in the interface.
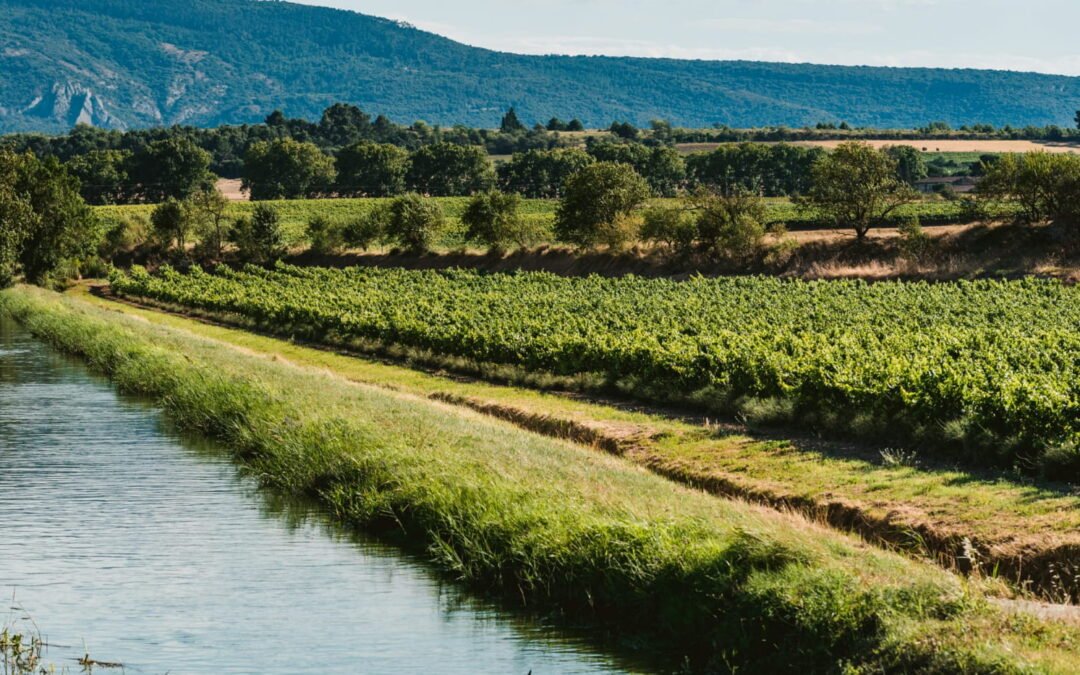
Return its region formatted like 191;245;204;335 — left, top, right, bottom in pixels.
291;0;1080;75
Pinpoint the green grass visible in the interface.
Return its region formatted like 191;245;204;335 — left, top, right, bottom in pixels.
73;284;1080;600
94;195;1016;249
4;284;1080;672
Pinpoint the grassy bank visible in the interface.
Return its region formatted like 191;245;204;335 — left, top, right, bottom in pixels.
80;284;1080;601
4;286;1080;672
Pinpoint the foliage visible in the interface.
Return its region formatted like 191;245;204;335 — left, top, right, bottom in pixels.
66;149;131;204
342;204;388;251
585;141;685;197
111;264;1080;480
126;137;214;203
692;186;769;259
406;143;494;196
150;198;190;252
0;151;99;284
897;217;933;261
335;142;409;197
498;148;593;198
499;107;526;134
977;151;1080;224
641;206;697;256
306;215;346;255
242;138;336;201
385;194;445;253
185;186;230;260
554;162;651;248
685;143;825;197
461;191;543;250
884;145;929;184
231;203;285;264
800;142;918;239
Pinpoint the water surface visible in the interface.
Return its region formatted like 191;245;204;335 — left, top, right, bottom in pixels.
0;314;638;674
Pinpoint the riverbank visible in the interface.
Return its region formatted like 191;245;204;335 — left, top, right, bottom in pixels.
77;284;1080;602
4;285;1080;672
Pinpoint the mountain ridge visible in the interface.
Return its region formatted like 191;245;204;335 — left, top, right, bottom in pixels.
2;0;1079;133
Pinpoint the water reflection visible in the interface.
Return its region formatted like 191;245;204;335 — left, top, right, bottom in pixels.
0;315;643;674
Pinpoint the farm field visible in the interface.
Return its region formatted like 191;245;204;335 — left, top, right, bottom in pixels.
74;281;1080;600
110;264;1079;479
6;283;1080;673
95;196;1018;249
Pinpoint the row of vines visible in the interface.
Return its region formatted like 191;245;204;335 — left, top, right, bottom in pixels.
111;263;1079;478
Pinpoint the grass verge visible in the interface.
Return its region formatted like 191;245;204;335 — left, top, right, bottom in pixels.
3;285;1080;672
81;285;1080;602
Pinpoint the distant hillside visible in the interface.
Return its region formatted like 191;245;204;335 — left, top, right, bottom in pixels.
2;0;1080;133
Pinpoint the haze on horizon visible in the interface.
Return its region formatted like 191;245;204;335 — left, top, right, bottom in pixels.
291;0;1080;77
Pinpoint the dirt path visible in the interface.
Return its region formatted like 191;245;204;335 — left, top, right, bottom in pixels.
78;285;1080;604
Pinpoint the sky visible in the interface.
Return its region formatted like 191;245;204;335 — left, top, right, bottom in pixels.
290;0;1080;76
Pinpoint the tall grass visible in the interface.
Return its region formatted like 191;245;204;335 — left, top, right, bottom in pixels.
3;285;1079;672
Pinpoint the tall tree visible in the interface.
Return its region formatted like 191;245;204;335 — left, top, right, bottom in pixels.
554;162;651;248
800;142;917;239
126;137;213;203
242;139;336;200
406;143;494;196
335;142;409;197
500;107;526;134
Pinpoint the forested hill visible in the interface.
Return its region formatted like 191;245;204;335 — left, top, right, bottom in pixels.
2;0;1079;133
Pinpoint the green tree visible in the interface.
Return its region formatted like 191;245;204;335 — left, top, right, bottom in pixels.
3;152;98;284
691;186;768;259
0;183;33;287
186;186;230;260
566;119;585;132
242;139;336;200
335;143;409;197
497;148;594;198
554;162;651;248
500;107;526;134
800;142;917;239
406;143;494;196
151;198;191;253
884;146;929;185
318;103;372;147
306;215;346;255
385;193;445;253
127;137;213;203
232;204;286;264
462;191;541;250
66;149;131;205
978;151;1080;223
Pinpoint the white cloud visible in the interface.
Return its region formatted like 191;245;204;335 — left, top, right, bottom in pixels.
699;18;882;36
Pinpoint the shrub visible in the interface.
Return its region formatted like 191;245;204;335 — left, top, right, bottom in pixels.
343;205;388;251
641;206;697;255
897;217;932;261
306;215;347;255
554;162;651;248
385;194;445;253
232;204;285;264
693;187;768;260
462;191;541;250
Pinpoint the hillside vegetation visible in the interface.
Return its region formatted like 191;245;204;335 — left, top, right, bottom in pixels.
3;0;1080;132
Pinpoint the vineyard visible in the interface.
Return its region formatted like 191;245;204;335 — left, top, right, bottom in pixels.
95;196;1020;248
111;263;1080;478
